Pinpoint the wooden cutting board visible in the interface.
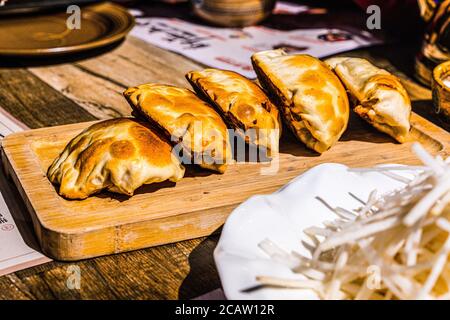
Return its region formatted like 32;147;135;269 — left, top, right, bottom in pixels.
1;113;449;261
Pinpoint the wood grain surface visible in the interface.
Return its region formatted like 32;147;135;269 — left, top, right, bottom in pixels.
0;31;448;299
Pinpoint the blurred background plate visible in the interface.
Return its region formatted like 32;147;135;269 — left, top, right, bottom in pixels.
0;1;134;56
191;0;276;27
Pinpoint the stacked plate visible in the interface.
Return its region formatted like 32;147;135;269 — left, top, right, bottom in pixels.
191;0;276;27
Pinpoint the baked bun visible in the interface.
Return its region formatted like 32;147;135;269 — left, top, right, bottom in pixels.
252;50;349;153
124;84;231;173
325;57;411;143
186;68;281;156
48;118;185;199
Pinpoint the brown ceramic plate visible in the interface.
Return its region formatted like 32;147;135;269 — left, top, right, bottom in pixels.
0;2;134;56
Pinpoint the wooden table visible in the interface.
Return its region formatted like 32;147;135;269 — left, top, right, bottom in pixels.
0;32;447;299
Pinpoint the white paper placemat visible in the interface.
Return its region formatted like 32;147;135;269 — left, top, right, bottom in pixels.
0;107;50;276
130;2;382;78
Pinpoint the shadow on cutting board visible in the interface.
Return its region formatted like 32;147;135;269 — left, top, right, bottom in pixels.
339;111;395;144
178;228;222;300
93;180;178;203
92;166;215;202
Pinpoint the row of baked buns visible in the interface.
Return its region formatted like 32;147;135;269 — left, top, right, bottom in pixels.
251;50;411;152
47;49;412;199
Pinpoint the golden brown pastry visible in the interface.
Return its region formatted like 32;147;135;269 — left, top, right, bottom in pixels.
251;49;350;153
186;68;281;156
47;118;185;200
124;84;231;173
325;57;411;143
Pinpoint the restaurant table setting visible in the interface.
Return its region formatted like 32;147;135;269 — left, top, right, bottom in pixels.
0;0;449;300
